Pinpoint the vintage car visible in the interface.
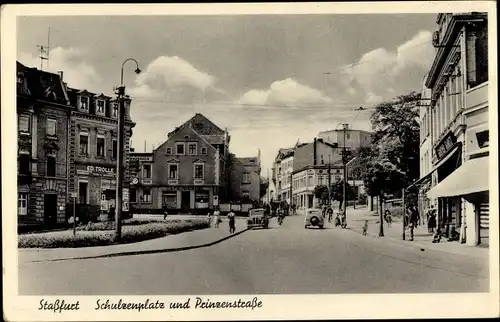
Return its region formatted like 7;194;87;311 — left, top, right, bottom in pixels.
247;208;269;229
305;209;324;229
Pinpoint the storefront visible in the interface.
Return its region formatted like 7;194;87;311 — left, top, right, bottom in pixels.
75;163;119;214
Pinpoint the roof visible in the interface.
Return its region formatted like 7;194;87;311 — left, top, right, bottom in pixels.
17;61;69;106
238;157;259;167
168;113;226;137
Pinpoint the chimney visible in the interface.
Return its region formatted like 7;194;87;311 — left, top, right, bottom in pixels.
57;71;63;80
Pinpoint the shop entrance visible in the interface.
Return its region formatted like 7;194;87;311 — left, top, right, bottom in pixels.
43;194;58;226
181;191;191;212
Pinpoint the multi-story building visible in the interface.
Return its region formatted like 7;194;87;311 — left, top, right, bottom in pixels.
272;147;295;203
318;127;372;151
229;153;261;202
66;87;135;216
129;152;154;209
132;114;229;213
422;12;489;247
17;62;72;228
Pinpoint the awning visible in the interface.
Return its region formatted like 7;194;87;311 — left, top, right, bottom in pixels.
406;170;433;191
433;145;460;171
427;156;489;199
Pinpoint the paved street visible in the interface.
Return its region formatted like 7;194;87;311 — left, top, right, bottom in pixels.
18;213;489;295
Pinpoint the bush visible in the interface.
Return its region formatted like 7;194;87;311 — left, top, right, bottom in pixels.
18;219;210;248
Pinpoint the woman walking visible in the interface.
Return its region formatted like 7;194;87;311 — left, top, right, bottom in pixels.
427;205;437;233
384;209;392;227
213;207;220;228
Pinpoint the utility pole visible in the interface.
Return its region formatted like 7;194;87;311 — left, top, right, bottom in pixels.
328;154;331;208
114;85;126;242
342;123;349;223
402;188;406;240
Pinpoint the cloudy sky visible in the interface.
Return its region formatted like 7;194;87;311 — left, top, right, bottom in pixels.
17;14;437;174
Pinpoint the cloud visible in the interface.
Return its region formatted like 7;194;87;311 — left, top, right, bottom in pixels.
237;78;333;108
342;30;434;105
18;47;102;91
129;56;225;102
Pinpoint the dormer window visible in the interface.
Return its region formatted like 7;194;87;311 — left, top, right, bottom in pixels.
96;100;105;115
80;97;89;112
112;102;118;118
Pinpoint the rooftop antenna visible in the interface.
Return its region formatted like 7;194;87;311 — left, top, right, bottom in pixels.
36;27;51;71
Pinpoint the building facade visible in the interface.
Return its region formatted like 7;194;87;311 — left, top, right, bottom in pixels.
230;154;262;202
17;62;72;227
66;87;135;216
272;147;295;203
423;12;489;247
318;127;372;151
131;114;229;213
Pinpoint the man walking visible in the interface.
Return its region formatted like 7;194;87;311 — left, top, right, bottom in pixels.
409;205;419;241
227;209;236;234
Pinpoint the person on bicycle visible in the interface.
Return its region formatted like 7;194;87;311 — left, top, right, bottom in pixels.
327;207;334;222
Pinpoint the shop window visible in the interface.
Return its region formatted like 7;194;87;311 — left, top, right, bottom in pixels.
142;188;151;203
46;156;56;177
79;133;89;155
18;114;30;134
46;118;57;137
476;131;489;149
308;176;313;186
143;164;151;179
188;143;197;155
168;164;178;179
163;192;177;208
18;153;30;175
112;139;118;159
176;143;185;155
194;163;204;179
79;181;88;204
97;136;105;157
18;193;28;216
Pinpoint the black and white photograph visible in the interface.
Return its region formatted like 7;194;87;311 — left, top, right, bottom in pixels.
2;2;498;321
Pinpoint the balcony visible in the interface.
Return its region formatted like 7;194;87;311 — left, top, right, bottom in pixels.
466;82;488;111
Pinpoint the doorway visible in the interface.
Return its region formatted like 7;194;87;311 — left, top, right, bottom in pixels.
181;191;191;212
44;194;58;226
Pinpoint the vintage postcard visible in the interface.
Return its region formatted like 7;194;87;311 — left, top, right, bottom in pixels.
1;1;498;321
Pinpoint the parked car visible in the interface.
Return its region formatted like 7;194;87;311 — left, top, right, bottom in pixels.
305;209;324;229
247;208;269;229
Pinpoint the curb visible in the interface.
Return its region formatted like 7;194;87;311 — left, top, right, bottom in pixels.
27;228;250;263
346;226;487;258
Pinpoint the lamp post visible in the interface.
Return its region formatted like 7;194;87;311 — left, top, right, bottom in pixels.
114;58;141;242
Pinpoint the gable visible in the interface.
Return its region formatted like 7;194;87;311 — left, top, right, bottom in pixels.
184;113;225;136
154;125;217;155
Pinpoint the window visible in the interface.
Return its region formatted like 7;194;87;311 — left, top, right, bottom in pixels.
201;147;207;155
242;191;250;199
142;188;151;203
168;164;178;179
318;176;323;185
143;164;151;179
166;147;172;155
112;103;118;118
79;181;88;204
46;156;56;176
320;155;324;164
18;114;30;134
476;131;489;148
176;143;185;155
97;100;105;114
242;172;250;184
47;118;57;136
97;136;105;157
308;176;313;186
194;164;204;179
19;153;30;174
129;188;137;203
79;133;89;155
18;193;28;216
112;139;118;159
80;97;89;111
188;143;197;155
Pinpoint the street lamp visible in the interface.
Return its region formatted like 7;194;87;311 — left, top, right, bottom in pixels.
114;58;141;242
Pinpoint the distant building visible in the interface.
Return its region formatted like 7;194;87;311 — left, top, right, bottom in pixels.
318;127;372;151
422;12;489;247
230;153;261;202
272;146;295;203
17;62;72;227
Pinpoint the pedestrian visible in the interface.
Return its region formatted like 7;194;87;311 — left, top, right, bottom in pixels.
206;210;211;226
335;213;341;227
427;205;437;233
227;210;236;234
362;220;369;236
384;209;392;227
213;207;220;228
408;206;419;241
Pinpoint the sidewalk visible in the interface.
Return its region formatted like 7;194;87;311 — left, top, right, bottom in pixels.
18;218;248;264
345;206;489;259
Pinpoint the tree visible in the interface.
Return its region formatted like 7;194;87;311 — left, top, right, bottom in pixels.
362;92;421;236
330;180;355;211
313;185;330;205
